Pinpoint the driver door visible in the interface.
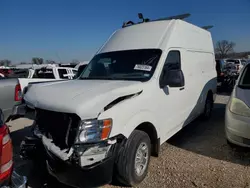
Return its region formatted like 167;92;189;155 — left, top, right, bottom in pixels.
157;49;189;139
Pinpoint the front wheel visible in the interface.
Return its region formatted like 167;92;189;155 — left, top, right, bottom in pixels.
115;130;151;186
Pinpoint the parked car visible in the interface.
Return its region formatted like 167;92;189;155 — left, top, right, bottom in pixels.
0;67;77;121
24;66;77;81
0;69;14;78
0;109;27;187
20;16;217;187
223;62;238;75
225;59;247;74
20;66;77;88
75;62;89;78
74;61;89;70
216;59;227;84
225;63;250;147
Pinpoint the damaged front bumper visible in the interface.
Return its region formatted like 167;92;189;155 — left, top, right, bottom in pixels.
46;148;115;188
20;135;124;188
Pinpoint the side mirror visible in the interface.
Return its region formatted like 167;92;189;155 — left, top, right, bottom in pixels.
160;69;185;88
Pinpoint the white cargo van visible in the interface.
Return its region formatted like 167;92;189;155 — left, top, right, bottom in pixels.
21;16;217;187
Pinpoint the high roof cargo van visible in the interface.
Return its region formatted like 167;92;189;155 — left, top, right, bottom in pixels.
21;14;217;187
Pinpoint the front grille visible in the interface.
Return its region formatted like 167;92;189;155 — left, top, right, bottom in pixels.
36;108;80;149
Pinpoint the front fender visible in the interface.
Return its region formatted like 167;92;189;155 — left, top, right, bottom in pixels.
109;110;160;139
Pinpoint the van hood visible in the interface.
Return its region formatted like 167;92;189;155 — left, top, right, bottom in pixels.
24;80;143;119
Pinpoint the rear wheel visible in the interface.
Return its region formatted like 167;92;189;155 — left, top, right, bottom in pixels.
201;94;213;120
115;130;151;186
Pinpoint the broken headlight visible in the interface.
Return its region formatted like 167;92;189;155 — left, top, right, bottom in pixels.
75;119;112;143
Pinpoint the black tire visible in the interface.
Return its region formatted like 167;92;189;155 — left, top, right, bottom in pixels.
115;130;151;186
227;139;234;147
201;95;213;120
227;139;240;149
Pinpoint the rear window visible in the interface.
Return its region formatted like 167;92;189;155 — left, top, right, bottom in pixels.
239;65;250;88
33;69;55;78
8;69;29;78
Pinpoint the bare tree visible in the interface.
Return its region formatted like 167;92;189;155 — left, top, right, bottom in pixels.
32;57;44;64
0;59;11;66
215;40;236;58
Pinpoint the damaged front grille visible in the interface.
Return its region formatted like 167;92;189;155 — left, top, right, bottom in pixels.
36;108;80;150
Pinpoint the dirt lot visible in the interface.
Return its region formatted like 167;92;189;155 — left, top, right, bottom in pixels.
7;93;250;188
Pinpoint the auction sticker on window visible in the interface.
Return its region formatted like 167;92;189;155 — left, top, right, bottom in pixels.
134;64;152;71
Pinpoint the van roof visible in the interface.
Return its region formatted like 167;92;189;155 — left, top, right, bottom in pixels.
98;19;214;54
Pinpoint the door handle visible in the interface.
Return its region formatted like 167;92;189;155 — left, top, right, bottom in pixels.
179;87;185;91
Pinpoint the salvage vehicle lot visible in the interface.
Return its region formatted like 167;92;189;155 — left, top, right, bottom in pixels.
8;94;250;188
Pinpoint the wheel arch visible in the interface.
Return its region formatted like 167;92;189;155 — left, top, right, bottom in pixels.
135;122;160;157
117;111;160;157
207;89;214;101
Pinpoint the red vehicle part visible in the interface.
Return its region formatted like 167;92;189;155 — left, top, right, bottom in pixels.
0;123;13;184
14;84;23;102
0;69;13;77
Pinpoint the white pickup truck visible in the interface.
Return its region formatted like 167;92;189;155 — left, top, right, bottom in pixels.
1;67;77;120
18;66;77;92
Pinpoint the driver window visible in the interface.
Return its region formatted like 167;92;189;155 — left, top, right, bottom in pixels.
159;50;183;88
164;51;181;70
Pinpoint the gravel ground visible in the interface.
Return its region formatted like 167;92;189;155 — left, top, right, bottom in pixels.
7;93;250;188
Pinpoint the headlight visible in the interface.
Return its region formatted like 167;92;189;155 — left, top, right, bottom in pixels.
229;97;250;117
75;119;112;143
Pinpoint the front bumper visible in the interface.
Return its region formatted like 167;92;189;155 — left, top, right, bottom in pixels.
46;150;115;188
225;106;250;147
20;136;121;188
